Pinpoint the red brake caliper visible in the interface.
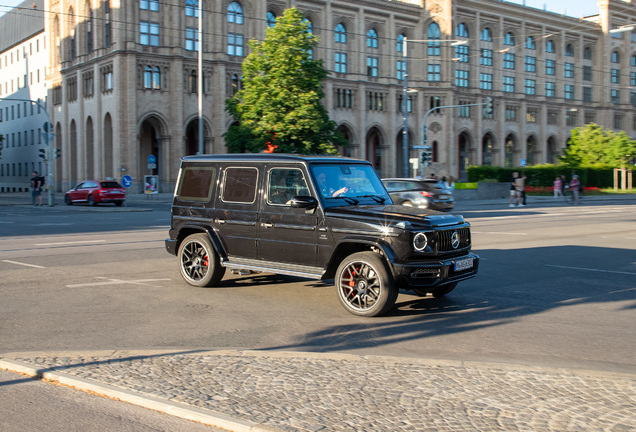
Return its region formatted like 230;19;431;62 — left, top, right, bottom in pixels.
349;267;357;287
203;255;209;267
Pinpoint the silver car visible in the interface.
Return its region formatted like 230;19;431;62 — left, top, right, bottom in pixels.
382;178;454;211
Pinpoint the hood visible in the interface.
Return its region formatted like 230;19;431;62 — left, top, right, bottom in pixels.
324;204;466;229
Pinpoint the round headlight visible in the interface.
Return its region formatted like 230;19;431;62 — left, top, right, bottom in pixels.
413;232;428;252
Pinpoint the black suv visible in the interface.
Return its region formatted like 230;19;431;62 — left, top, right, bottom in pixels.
166;154;479;316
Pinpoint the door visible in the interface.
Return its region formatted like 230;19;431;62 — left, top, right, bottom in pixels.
69;182;84;201
213;166;260;259
258;166;318;267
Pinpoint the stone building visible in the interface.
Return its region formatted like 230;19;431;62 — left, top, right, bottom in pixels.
42;0;636;192
0;0;50;192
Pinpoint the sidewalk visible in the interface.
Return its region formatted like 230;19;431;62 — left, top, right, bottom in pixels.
0;192;174;209
1;350;635;432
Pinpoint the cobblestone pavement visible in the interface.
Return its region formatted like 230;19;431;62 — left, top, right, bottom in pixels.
5;350;636;432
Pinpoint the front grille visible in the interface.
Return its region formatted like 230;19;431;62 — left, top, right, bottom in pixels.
437;228;471;252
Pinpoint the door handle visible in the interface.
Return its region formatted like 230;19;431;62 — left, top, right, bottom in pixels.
261;222;273;228
215;219;227;224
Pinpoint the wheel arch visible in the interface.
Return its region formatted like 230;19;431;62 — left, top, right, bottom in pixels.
175;225;227;259
323;238;397;280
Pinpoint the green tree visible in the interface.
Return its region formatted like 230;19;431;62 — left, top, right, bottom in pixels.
224;8;345;154
560;123;636;167
607;131;636;168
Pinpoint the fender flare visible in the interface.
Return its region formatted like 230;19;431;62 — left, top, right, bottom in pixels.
324;236;398;280
176;224;227;259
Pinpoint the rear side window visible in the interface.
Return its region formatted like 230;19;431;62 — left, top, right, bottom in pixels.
177;166;217;202
222;167;258;204
101;182;122;188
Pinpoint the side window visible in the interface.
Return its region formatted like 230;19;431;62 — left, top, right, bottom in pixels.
384;181;398;192
75;182;84;189
176;166;216;202
222;167;258;203
267;168;309;206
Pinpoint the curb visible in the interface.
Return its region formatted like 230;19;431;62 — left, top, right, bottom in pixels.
0;358;282;432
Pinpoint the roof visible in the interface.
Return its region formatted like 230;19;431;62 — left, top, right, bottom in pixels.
182;154;366;164
0;0;45;52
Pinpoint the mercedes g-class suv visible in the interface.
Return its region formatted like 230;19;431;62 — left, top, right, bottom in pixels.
166;154;479;316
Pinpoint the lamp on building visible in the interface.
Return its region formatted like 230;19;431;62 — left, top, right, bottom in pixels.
609;25;635;33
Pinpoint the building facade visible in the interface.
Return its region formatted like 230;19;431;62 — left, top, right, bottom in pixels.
0;0;50;192
41;0;636;192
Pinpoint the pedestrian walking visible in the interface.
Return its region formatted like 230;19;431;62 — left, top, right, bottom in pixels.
521;174;527;205
554;176;563;198
509;172;519;207
570;175;581;205
30;172;43;206
515;174;525;207
560;175;567;195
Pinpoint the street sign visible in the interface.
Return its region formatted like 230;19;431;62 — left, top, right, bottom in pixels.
41;132;56;143
147;163;157;169
520;158;527;167
148;155;156;164
122;175;133;188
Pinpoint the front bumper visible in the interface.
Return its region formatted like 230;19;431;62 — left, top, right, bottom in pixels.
392;252;479;288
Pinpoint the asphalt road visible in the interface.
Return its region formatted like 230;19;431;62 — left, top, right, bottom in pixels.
1;200;635;375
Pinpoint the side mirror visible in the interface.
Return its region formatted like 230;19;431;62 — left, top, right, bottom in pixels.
290;196;317;209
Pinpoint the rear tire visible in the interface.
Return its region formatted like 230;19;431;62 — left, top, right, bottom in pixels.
64;195;72;206
115;201;123;207
178;233;226;287
335;252;397;317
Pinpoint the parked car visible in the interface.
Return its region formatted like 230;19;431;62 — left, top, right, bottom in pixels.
166;154;478;317
382;178;454;211
64;181;126;206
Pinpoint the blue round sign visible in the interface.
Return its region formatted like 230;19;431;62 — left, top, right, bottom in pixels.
122;175;133;188
148;155;157;164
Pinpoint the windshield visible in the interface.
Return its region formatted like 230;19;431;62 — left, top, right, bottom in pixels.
310;163;391;207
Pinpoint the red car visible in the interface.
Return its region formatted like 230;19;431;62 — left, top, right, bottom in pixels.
64;180;126;206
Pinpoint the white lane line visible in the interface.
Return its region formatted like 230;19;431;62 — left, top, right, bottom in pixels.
472;231;527;235
0;221;15;224
66;278;171;288
545;265;636;276
2;260;46;269
33;223;74;226
34;240;106;246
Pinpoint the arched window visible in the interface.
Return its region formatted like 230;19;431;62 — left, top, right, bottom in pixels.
266;11;276;28
397;34;404;52
186;0;199;17
335;24;347;43
456;23;469;38
227;2;243;23
227;2;244;56
546;40;555;53
367;29;378;48
104;0;111;47
144;66;152;89
153;67;161;89
68;7;75;61
526;36;535;49
335;24;347;73
504;32;515;46
565;44;574;57
86;1;93;53
584;47;592;60
428;22;440;56
612;50;620;63
481;27;492;42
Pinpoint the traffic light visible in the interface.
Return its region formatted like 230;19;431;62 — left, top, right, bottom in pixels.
54;148;61;159
39;148;48;161
484;96;494;115
420;145;432;167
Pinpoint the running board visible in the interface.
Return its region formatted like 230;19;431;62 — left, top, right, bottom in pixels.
221;257;325;280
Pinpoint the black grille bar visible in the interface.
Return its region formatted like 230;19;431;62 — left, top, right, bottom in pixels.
437;228;471;252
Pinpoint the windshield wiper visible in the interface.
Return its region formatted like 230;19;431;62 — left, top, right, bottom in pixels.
356;194;386;203
326;196;359;205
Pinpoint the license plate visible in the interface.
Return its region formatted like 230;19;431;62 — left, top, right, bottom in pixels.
439;194;449;199
454;258;473;271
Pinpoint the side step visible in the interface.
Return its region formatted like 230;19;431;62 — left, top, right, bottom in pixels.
221;257;325;280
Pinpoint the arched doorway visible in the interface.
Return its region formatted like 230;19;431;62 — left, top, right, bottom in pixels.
547;136;557;164
70;120;78;186
55;123;62;192
458;132;471;179
103;113;113;178
366;127;383;174
395;129;413;177
185;119;201;156
504;134;516;167
482;133;495;166
139;116;164;190
86;116;94;179
526;135;537;166
336;124;352;157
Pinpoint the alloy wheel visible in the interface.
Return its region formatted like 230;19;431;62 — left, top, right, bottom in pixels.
338;261;382;312
180;240;210;282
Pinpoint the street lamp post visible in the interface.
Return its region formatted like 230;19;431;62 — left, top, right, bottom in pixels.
400;39;467;178
197;0;204;155
0;97;54;206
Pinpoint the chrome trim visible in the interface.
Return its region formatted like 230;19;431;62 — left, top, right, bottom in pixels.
332;228;400;237
275;224;315;231
228;220;256;226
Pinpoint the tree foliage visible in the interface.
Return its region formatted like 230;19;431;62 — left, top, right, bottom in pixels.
560;123;636;168
224;8;345;154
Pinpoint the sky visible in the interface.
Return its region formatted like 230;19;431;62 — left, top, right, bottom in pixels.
0;0;604;25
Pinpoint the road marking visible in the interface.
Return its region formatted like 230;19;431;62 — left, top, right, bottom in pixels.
66;278;171;288
33;223;74;226
0;221;15;224
2;260;45;269
34;240;106;246
472;232;527;235
545;265;636;276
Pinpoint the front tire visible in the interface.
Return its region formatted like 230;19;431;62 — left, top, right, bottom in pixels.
178;233;226;287
335;252;397;317
64;195;72;206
